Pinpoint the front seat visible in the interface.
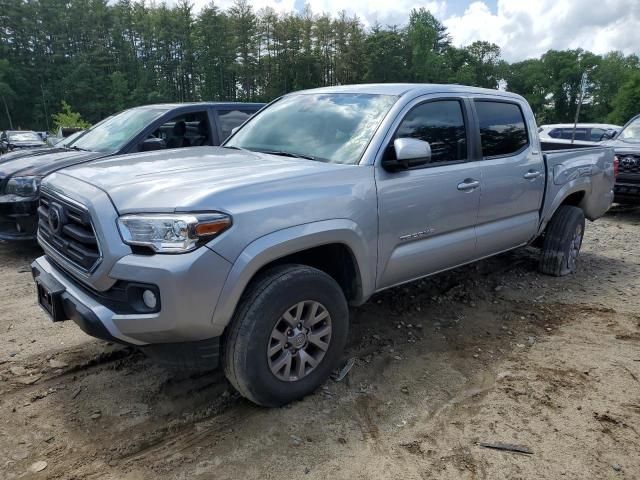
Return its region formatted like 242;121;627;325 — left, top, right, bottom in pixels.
167;121;191;149
192;121;209;146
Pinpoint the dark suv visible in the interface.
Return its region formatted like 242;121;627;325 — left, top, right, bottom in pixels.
0;102;263;241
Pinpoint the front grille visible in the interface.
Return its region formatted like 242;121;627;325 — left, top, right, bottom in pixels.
618;154;640;175
38;190;101;272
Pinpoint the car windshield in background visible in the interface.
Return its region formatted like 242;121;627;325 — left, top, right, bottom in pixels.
59;130;85;147
10;132;42;142
71;107;167;153
226;93;398;164
618;117;640;142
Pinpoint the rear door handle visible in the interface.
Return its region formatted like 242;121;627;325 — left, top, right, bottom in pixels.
457;179;481;191
523;170;542;180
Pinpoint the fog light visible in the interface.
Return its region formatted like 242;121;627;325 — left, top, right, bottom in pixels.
142;289;158;310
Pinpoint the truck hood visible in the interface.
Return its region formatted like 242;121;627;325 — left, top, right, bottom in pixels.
0;148;108;178
58;146;354;213
604;138;640;153
0;146;55;162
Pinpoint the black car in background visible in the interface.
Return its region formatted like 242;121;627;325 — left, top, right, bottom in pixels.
0;102;263;241
0;130;47;154
604;113;640;204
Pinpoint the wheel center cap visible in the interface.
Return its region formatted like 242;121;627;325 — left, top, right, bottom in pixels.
290;332;307;349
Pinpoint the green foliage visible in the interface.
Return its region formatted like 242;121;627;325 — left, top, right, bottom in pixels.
407;8;451;82
51;101;91;130
608;72;640;125
0;59;16;129
0;0;639;130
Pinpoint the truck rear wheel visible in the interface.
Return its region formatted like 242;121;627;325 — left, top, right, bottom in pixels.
539;205;585;277
222;265;349;407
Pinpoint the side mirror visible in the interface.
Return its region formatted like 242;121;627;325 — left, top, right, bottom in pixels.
140;137;166;152
382;138;431;172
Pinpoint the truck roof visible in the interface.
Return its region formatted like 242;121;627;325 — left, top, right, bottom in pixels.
134;102;265;110
291;83;525;100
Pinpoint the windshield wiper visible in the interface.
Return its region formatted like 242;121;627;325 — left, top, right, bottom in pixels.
67;145;90;152
257;149;317;161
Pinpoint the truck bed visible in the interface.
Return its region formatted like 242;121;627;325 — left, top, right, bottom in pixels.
539;143;615;230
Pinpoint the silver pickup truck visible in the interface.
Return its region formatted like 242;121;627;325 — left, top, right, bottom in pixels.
31;84;616;406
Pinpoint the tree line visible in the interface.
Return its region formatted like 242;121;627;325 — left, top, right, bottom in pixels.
1;0;639;131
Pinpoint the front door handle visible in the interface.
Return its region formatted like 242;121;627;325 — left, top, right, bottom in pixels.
457;179;481;191
523;170;542;180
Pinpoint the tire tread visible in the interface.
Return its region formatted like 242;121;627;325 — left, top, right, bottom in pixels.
539;205;584;276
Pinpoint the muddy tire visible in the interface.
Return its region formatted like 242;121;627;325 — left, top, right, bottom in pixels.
539;205;585;277
222;265;349;407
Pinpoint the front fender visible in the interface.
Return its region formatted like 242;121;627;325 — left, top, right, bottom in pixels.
208;219;374;336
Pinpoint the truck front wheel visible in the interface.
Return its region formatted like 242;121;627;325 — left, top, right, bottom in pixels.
222;265;349;407
539;205;585;276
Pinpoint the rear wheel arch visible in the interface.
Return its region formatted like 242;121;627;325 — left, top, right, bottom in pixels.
536;188;588;241
559;190;586;209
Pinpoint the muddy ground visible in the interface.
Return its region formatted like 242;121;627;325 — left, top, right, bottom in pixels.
1;206;639;480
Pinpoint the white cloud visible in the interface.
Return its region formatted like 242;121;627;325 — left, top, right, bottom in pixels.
191;0;447;26
444;0;640;61
302;0;447;27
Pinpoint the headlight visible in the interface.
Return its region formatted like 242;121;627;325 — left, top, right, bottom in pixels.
117;213;232;253
5;176;42;196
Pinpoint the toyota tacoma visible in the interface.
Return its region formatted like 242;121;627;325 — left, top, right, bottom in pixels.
31;84;616;406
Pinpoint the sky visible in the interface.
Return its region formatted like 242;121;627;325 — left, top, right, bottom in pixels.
189;0;640;62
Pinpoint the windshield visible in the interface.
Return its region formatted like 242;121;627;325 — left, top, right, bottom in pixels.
10;131;42;142
226;93;397;164
71;107;167;152
618;116;640;142
59;130;84;147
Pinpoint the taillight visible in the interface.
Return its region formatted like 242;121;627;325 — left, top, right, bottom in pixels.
613;155;619;177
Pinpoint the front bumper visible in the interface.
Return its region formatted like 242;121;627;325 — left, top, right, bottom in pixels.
32;244;233;345
0;194;39;241
614;181;640;204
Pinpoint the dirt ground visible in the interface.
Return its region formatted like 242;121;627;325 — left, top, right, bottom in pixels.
1;205;639;480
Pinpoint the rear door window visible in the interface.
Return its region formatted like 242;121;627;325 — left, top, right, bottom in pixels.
475;101;529;158
217;108;260;141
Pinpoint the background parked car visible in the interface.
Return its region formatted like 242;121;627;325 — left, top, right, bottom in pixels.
538;123;620;143
0;102;263;241
603;113;640;204
47;128;85;146
0;130;47;154
0;130;87;163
